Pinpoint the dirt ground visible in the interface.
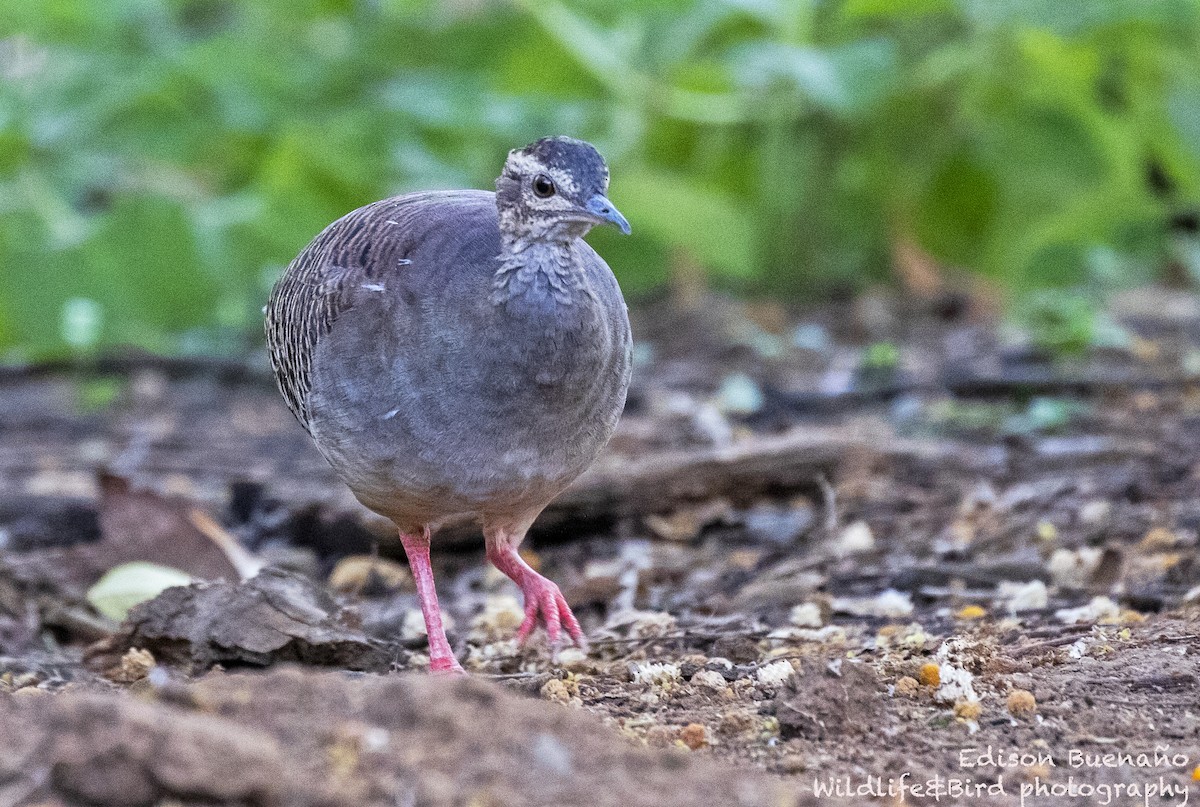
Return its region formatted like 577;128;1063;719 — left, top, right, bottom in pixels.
3;288;1200;806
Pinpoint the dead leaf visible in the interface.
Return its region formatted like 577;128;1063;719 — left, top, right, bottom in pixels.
86;567;390;674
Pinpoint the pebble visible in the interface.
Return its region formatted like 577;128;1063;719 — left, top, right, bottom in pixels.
470;594;523;640
956;605;986;620
691;403;734;446
755;660;795;688
608;609;678;639
835;520;875;556
788;602;823;628
1055;595;1120;625
690;670;728;691
742;502;814;545
106;647;156;684
1078;499;1112;524
1047;547;1102;588
631;662;682;687
328;555;411;593
713;373;763;415
791;323;832;353
554;647;587;668
832;589;913;618
999;579;1048;613
934;664;978;705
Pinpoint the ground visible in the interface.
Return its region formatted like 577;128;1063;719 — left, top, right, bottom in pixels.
2;287;1200;806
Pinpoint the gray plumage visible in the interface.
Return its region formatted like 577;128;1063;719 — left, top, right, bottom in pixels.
266;139;632;539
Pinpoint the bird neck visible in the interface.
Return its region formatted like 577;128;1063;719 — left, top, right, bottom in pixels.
491;239;587;307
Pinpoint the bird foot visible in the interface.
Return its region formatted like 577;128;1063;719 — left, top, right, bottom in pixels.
429;656;466;676
515;572;587;650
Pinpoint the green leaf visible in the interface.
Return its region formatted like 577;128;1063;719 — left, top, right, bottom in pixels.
958;0;1196;37
1019;290;1098;357
1;0;1198;354
86;562;194;622
82;194;218;344
734;39;898;118
1168;83;1200;158
612;165;756;277
915;153;999;267
843;0;953;18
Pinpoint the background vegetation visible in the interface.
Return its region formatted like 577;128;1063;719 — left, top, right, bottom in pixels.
2;0;1199;358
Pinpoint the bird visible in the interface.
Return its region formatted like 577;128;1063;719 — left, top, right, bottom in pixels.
266;136;633;673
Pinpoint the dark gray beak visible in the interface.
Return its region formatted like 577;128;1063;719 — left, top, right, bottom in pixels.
585;195;632;235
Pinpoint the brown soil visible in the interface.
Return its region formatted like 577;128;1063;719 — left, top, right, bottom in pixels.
0;668;791;807
3;289;1200;806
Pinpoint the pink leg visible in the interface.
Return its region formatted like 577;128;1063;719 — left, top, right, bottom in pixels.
486;533;586;650
398;528;463;674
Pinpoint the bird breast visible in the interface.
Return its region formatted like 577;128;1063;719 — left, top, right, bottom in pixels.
307;239;631;522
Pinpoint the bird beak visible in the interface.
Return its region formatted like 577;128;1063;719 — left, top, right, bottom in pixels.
585;195;632;235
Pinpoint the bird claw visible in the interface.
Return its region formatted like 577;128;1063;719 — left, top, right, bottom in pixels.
515;573;587;651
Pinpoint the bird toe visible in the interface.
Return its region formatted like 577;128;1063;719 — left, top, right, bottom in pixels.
515;575;586;650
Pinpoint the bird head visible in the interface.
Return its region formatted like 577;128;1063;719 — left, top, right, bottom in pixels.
495;136;631;245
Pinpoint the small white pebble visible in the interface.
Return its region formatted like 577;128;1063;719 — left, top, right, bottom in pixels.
713;373;763;415
767;625;845;643
467;639;518;662
1047;548;1102;588
932;640;981;704
1078;499;1112;524
999;579;1048;613
934;664;979;704
690;669;728;691
791;323;832;352
756;660;796;688
691;404;733;447
470;594;524;640
631;662;681;687
401;609;427;640
362;727;390;752
898;624;930;648
832;589;913;618
836;521;875;556
1055;596;1120;625
608;609;678;639
147;666;171;688
788;602;823;628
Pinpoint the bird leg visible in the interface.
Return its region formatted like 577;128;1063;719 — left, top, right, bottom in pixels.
485;530;586;650
398;528;464;674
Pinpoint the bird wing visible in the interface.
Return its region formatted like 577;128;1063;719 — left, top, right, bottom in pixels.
265;190;495;432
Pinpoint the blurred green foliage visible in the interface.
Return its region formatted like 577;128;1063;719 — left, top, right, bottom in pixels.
2;0;1199;357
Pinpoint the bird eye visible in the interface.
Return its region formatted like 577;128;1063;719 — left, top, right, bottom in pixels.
532;174;556;198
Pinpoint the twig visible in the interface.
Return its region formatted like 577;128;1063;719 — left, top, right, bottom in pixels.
816;473;838;536
1010;631;1095;657
186;508;265;580
588;630;769;647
